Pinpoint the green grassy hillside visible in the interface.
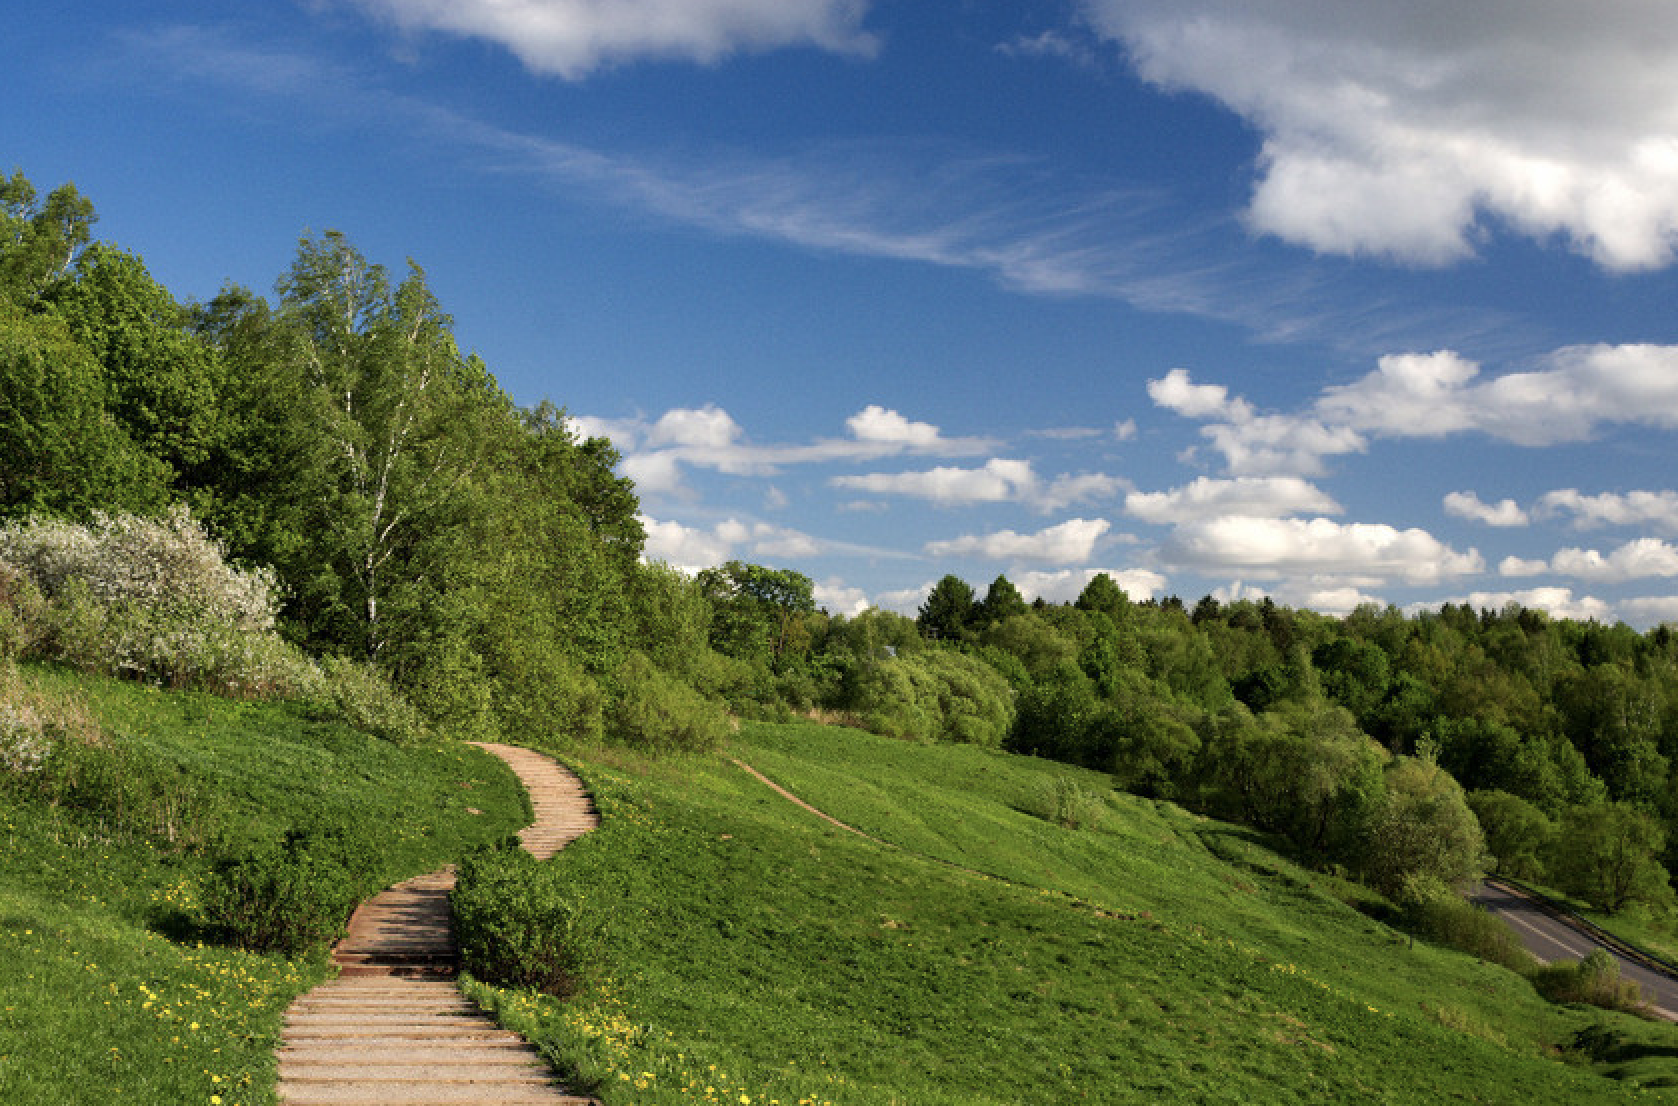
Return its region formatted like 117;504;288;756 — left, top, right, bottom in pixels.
467;720;1678;1105
0;663;529;1105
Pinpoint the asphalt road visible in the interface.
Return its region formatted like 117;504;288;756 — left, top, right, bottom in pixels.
1470;880;1678;1018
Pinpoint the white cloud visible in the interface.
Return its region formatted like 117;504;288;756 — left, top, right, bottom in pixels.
645;405;744;449
1113;418;1138;442
638;514;827;569
997;29;1096;67
1153;344;1678;475
1163;517;1482;584
1417;588;1614;624
834;459;1037;506
813;578;872;616
1126;476;1339;524
1499;556;1550;578
639;515;734;571
609;404;996;501
1620;596;1678;626
1538;488;1678;533
1041;473;1128;512
1444;491;1529;528
1285;585;1386;617
1147;368;1243;420
1083;0;1678;270
875;582;936;616
833;460;1124;511
1551;539;1678;583
1498;538;1678;583
925;518;1112;564
350;0;878;79
1013;567;1167;605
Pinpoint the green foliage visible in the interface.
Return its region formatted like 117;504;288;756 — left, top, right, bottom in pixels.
1531;948;1647;1014
199;831;364;955
314;655;431;746
606;651;730;754
453;842;605;998
1400;880;1536;976
1362;755;1486;897
0;168;96;303
847;647;1015;746
697;559;816;670
1468;789;1555;880
1549;802;1675;914
1028;774;1106;830
0;305;170;517
915;573;976;641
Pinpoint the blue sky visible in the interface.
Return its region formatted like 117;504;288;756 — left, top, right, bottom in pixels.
12;1;1678;624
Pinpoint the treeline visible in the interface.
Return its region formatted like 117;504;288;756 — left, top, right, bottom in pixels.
5;166;1676;917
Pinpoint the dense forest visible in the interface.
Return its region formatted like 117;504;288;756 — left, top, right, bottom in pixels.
5;166;1677;923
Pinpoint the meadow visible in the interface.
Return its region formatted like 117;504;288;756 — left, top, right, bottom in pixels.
0;663;529;1105
460;720;1678;1105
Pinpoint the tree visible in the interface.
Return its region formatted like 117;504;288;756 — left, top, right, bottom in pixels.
697;560;816;670
1467;789;1554;881
47;243;222;483
917;574;975;641
975;574;1028;626
1075;573;1132;622
0;169;96;304
1362;755;1485;897
0;305;170;517
1548;802;1674;914
274;231;503;658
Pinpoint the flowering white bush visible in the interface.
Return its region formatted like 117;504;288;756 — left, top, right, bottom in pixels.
0;505;278;631
0;703;49;774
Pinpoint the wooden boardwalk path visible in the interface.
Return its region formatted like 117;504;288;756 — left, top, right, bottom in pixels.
275;742;601;1105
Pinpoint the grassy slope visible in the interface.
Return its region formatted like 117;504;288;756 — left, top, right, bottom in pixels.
0;664;529;1105
470;720;1678;1105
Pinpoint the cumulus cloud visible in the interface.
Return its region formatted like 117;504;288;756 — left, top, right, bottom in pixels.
1620;596;1678;626
639;515;735;570
925;518;1111;564
606;404;995;500
834;459;1037;506
638;514;828;570
1152;343;1678;474
1126;476;1340;524
1162;517;1482;584
1538;488;1678;533
1013;567;1167;605
1551;539;1678;583
349;0;878;79
1444;491;1529;528
1418;588;1613;623
813;578;872;616
833;461;1125;510
1499;556;1550;578
1082;0;1678;270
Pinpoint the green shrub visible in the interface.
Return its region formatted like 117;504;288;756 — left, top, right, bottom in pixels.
318;656;432;746
199;831;366;955
453;842;603;998
607;651;730;754
1531;948;1648;1015
847;648;1015;746
1401;878;1537;975
1029;775;1106;831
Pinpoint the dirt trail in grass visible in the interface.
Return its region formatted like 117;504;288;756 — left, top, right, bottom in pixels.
274;742;600;1106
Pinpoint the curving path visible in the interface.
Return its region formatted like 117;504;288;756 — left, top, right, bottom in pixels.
274;743;601;1105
